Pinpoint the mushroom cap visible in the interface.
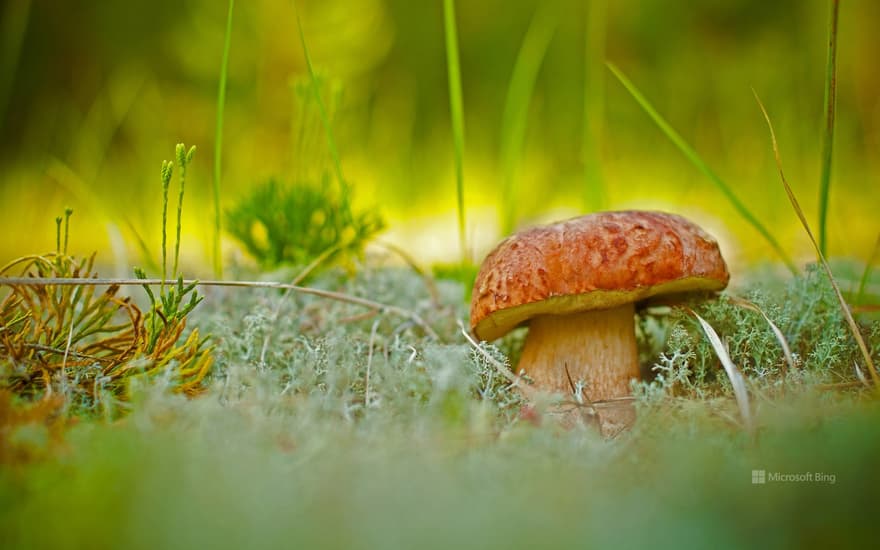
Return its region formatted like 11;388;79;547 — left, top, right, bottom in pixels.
470;210;729;341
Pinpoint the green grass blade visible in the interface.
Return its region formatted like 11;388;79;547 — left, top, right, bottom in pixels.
443;0;468;263
818;0;840;257
0;0;31;130
607;62;797;275
212;0;235;279
294;2;350;221
753;90;879;387
499;3;558;235
856;233;880;304
582;0;606;212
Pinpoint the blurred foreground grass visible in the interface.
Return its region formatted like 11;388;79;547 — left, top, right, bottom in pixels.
3;390;879;549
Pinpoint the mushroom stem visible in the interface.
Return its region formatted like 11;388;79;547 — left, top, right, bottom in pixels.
517;303;639;429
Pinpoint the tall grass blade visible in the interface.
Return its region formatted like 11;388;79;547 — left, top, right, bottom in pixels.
499;3;558;234
212;0;235;279
582;0;606;212
753;90;879;387
856;234;880;304
294;2;350;222
443;0;468;262
0;0;31;130
818;0;840;257
607;62;797;275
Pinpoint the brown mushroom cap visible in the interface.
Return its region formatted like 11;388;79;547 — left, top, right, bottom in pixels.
470;210;730;341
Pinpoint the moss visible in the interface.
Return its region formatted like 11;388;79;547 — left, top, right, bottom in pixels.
636;264;878;402
2;262;879;548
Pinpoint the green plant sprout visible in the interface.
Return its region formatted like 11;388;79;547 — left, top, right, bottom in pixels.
160;160;172;293
0;144;215;412
134;143;212;395
173;144;196;278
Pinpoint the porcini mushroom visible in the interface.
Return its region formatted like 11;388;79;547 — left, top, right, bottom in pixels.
470;210;729;431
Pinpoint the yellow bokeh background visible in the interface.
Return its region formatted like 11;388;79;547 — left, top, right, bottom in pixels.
0;0;878;278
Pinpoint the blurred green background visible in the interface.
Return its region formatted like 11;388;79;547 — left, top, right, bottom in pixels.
0;0;878;275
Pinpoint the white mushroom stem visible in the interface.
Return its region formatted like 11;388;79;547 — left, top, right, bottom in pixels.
517;303;639;416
